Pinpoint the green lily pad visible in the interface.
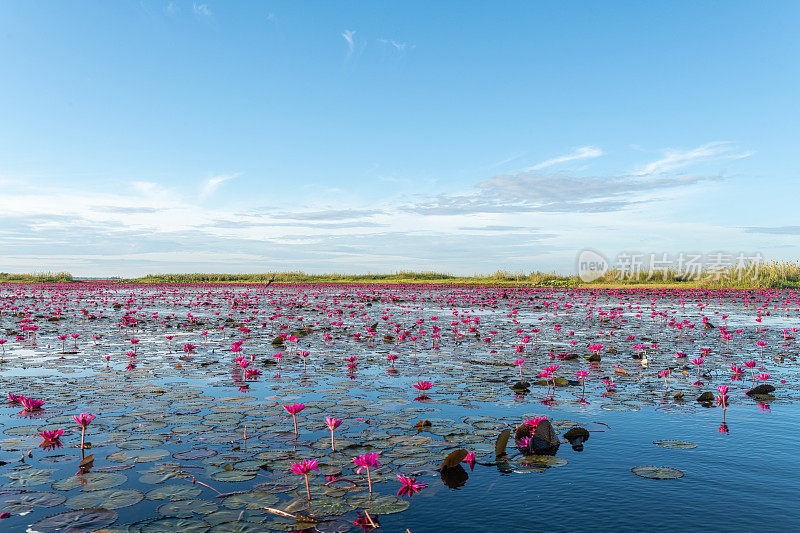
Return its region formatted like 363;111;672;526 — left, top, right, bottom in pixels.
145;484;203;501
208;522;268;532
28;507;118;533
5;468;55;487
107;449;170;463
65;488;144;509
652;440;698;450
221;491;278;510
158;498;219;517
140;517;211;533
52;472;127;492
631;465;685;479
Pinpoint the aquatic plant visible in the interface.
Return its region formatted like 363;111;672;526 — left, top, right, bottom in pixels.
353;453;381;495
73;412;95;449
291;458;319;500
284;403;305;437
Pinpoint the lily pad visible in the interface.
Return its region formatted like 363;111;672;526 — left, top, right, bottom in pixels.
652;440;697;450
631;465;685;479
28;507;118;533
158;498;218;517
52;472;127;492
65;488;144;509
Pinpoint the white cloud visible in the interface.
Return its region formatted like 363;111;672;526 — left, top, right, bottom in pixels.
378;39;410;53
342;30;356;56
193;2;212;17
525;146;603;171
636;141;754;176
200;174;238;200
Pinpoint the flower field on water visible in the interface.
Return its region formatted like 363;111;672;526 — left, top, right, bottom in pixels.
1;283;799;532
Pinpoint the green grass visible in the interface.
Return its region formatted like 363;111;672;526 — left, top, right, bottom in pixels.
3;261;800;288
128;270;576;286
0;271;74;283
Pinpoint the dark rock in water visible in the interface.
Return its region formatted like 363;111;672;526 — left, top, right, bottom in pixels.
746;384;776;396
383;334;394;343
696;392;714;402
703;321;715;329
510;381;530;391
567;379;581;386
563;427;590;440
440;464;469;488
564;427;590;451
271;337;285;346
585;353;602;362
674;392;684;400
561;353;579;360
531;419;561;456
607;347;618;354
514;423;533;443
631;352;643;360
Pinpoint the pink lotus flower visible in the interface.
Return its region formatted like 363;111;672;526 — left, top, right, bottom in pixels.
524;416;548;428
73;412;95;449
325;417;342;451
397;474;427;497
7;393;24;404
353;453;380;494
21;397;44;411
284;403;305;436
291;458;319;500
413;380;433;391
39;429;64;441
463;451;476;471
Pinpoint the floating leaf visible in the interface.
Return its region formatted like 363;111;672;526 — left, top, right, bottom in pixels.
439;449;468;471
145;485;203;501
28;507;118;533
631;465;685;479
158;498;218;517
495;428;511;457
52;472;127;492
65;488;144;510
221;491;278;510
652;440;697;450
138;517;211;532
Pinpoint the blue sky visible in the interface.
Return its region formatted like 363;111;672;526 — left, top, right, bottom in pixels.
0;1;798;276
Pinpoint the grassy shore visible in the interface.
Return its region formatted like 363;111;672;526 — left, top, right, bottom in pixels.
121;262;800;288
0;271;74;283
2;263;799;289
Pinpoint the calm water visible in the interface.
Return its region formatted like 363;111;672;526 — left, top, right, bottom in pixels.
1;284;798;532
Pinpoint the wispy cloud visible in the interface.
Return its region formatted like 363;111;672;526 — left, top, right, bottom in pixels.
636;141;754;176
525;146;603;171
272;208;384;221
744;226;800;235
200;174;238;200
193;2;212;17
342;30;356;57
378;38;411;54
